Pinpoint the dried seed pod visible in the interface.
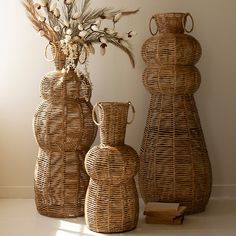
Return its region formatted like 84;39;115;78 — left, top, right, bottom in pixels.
38;15;46;22
49;2;57;12
53;8;60;18
63;20;70;28
114;12;122;22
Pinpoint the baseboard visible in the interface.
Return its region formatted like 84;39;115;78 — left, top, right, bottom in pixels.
211;184;236;199
136;184;236;200
1;184;236;199
0;186;34;199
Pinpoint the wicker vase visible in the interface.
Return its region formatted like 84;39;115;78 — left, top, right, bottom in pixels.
33;42;97;217
139;13;212;214
85;102;139;233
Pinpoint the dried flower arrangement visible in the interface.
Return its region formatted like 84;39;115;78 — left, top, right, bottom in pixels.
22;0;138;70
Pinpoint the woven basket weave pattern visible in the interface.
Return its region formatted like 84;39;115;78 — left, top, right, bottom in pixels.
85;102;139;233
33;46;97;217
139;13;212;214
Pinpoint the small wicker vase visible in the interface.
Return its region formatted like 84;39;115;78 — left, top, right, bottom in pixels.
139;13;212;214
33;42;97;218
85;102;139;233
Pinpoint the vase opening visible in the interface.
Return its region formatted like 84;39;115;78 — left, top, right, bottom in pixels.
154;13;187;33
97;102;129;146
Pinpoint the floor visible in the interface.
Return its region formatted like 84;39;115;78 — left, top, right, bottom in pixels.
0;199;236;236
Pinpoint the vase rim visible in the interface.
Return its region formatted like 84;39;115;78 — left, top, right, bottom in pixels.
154;12;187;17
98;102;129;106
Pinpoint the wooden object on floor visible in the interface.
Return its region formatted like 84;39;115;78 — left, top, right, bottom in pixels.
144;202;186;225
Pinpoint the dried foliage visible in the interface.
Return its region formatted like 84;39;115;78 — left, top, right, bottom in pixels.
22;0;138;68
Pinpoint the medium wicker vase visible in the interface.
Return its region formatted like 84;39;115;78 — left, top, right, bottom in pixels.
85;102;139;233
33;42;97;217
139;13;212;214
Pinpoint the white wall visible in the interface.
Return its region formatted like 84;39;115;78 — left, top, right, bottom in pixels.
0;0;236;198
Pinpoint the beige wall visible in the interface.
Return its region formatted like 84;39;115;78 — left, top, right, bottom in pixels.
0;0;236;198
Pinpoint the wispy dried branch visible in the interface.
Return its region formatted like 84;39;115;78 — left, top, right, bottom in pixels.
22;0;58;41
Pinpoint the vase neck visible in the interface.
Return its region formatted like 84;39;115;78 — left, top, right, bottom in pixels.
52;42;66;70
155;13;186;33
98;102;129;146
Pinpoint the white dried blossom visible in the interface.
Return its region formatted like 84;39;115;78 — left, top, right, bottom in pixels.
38;15;46;22
66;28;73;35
91;24;99;32
114;12;122;22
99;37;107;44
79;30;87;38
53;8;60;18
78;24;84;31
54;25;60;32
64;35;72;43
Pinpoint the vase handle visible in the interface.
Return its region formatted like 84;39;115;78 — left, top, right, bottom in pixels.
92;102;104;126
44;42;57;62
149;15;158;36
183;13;194;33
127;102;135;125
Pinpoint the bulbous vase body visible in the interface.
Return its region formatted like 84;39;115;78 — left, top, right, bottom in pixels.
139;13;212;214
85;102;139;233
33;44;97;217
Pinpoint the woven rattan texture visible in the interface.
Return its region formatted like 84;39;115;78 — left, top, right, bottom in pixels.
139;13;212;214
85;102;139;233
33;45;97;217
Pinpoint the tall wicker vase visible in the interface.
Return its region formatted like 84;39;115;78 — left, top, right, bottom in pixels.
33;43;97;218
85;102;139;233
139;13;212;214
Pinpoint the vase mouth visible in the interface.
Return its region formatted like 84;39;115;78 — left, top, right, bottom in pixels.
154;12;187;17
98;102;130;107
